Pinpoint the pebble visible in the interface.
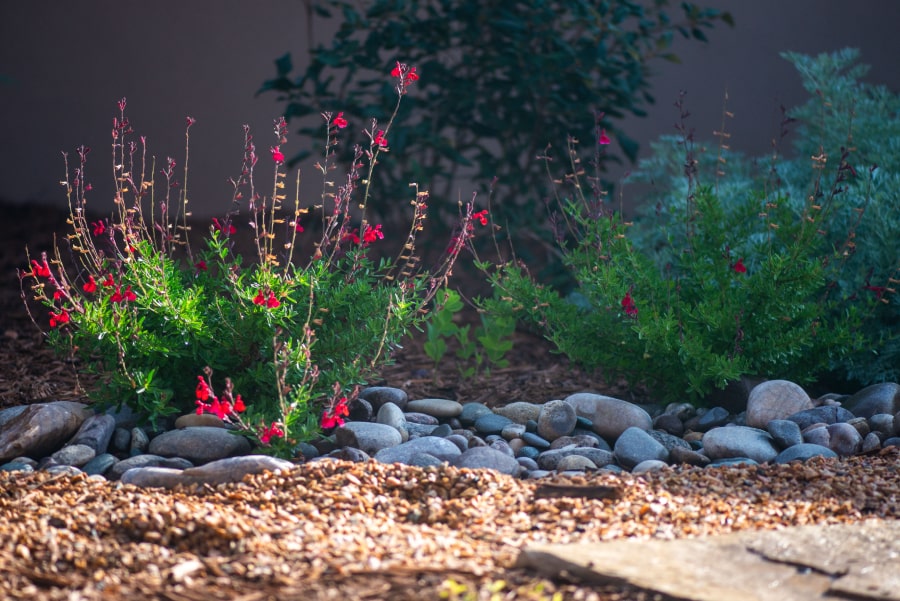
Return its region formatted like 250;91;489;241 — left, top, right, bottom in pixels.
844;382;900;418
405;398;463;418
826;422;863;456
493;401;542;424
653;413;684;436
373;435;462;465
868;413;896;438
564;392;652;442
453;446;521;475
702;426;779;463
614;427;669;470
458;402;493;425
148;426;251;464
130;427;150;455
474;413;513;435
787;405;854;429
555;454;597;471
536;399;577;441
693;406;730;432
774;443;838;464
51;443;96;468
631;459;668;474
335;422;403;455
767;419;803;450
0;401;90;462
3;380;900;485
375;402;407;433
358;386;409;411
745;380;813;428
68;414;116;453
403;412;439;425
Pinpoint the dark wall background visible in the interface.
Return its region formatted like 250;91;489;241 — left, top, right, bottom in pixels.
2;1;899;218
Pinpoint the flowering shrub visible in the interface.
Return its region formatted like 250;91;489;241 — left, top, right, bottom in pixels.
629;49;900;386
22;64;478;449
479;104;885;403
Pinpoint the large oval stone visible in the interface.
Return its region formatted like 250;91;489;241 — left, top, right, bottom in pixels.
564;393;651;442
702;426;779;463
0;402;92;462
148;426;251;464
746;380;813;429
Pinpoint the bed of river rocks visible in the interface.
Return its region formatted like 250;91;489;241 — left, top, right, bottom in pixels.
0;379;899;489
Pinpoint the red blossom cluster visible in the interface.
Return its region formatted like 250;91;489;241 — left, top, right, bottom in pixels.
320;396;350;430
194;375;246;420
253;289;280;308
258;422;285;445
621;289;638;318
332;112;348;129
390;61;419;95
211;217;236;236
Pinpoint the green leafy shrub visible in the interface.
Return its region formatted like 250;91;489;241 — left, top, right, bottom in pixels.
258;0;732;255
479;108;885;403
22;65;479;450
628;48;900;385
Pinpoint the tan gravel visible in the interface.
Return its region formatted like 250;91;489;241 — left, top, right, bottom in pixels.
1;448;898;600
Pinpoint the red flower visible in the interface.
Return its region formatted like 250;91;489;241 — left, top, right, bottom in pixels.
271;146;285;164
473;210;489;226
732;258;747;274
92;220;106;236
49;310;69;328
295;222;304;233
259;421;285;445
82;276;97;294
211;218;236;236
621;289;638;318
598;129;611;145
195;260;208;271
253;290;280;308
30;260;51;278
362;223;384;246
195;376;211;402
320;396;350;430
101;273;115;287
373;130;388;147
233;395;246;413
342;228;361;245
390;62;419;85
332;112;348;129
110;285;136;304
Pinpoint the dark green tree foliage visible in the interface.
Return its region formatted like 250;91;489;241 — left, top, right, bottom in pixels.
259;1;732;245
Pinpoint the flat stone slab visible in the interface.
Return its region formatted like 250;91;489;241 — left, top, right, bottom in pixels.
516;519;900;601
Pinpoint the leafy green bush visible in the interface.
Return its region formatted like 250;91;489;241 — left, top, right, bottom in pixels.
22;65;479;450
479;111;884;403
628;48;900;385
258;0;732;250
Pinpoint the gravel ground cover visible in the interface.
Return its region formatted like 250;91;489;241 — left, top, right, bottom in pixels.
1;449;898;600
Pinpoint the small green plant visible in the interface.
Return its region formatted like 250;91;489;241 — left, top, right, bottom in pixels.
423;287;515;379
479;94;887;403
21;64;481;450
